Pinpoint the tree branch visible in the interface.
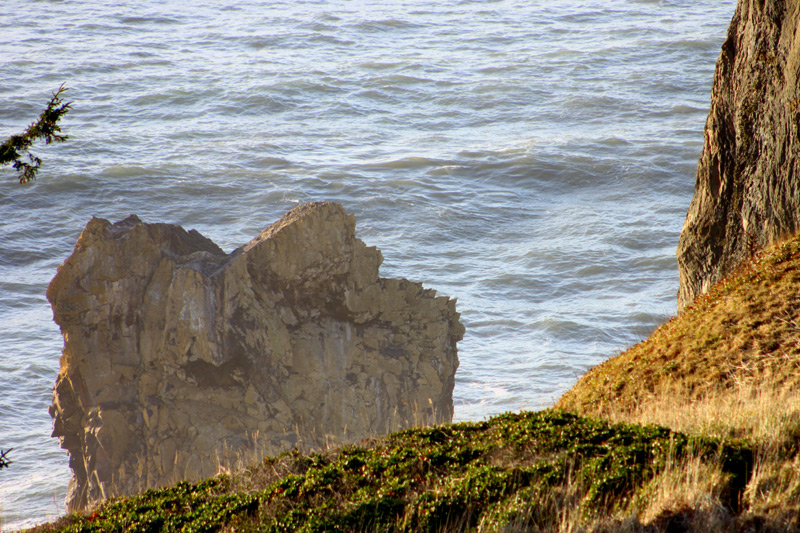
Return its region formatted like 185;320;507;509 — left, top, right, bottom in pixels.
1;84;72;183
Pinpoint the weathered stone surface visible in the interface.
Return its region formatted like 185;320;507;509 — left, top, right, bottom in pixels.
677;0;800;310
48;201;464;512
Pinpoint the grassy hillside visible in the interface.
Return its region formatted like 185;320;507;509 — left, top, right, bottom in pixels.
558;235;800;420
558;234;800;529
28;235;800;532
30;411;750;532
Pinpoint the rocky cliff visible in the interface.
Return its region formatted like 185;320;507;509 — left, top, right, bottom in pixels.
677;0;800;310
47;201;464;512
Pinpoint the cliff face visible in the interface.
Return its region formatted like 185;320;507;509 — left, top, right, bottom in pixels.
47;202;464;512
677;0;800;310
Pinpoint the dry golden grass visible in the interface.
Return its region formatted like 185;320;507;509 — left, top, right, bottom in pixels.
558;235;800;418
596;384;800;530
557;234;800;531
484;446;737;533
635;452;731;528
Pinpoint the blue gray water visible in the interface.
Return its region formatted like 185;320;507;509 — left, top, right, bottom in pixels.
0;0;736;528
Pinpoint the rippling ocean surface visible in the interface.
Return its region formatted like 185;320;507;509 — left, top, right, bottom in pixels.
0;0;736;528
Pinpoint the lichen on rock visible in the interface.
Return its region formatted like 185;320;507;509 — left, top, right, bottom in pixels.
47;201;464;512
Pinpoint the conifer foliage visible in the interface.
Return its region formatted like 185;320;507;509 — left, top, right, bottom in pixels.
1;84;71;183
0;448;11;470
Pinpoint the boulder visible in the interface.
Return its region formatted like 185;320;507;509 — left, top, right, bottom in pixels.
47;201;464;512
677;0;800;310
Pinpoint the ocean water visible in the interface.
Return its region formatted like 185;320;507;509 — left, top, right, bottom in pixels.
0;0;736;528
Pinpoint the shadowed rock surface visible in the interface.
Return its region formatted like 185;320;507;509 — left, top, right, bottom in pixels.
47;201;463;512
677;0;800;311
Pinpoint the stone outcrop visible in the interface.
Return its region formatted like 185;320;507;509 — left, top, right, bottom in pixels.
48;201;463;512
677;0;800;310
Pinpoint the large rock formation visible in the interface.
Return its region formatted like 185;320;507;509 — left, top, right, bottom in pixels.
48;201;463;512
677;0;800;310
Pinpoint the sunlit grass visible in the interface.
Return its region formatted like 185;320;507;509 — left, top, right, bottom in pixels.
558;234;800;530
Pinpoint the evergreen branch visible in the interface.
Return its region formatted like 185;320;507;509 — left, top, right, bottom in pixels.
1;84;72;183
0;448;12;470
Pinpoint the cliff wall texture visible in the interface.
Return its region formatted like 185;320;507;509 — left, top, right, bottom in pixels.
47;201;463;512
677;0;800;310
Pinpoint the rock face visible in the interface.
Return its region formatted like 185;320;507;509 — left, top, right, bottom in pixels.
48;201;464;512
677;0;800;310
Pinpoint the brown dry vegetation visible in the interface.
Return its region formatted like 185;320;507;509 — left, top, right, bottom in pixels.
558;234;800;419
558;234;800;530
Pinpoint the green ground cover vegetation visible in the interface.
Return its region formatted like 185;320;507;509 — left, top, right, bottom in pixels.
31;411;751;532
29;234;800;532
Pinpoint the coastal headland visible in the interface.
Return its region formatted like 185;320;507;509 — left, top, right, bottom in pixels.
32;232;800;532
30;0;800;530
